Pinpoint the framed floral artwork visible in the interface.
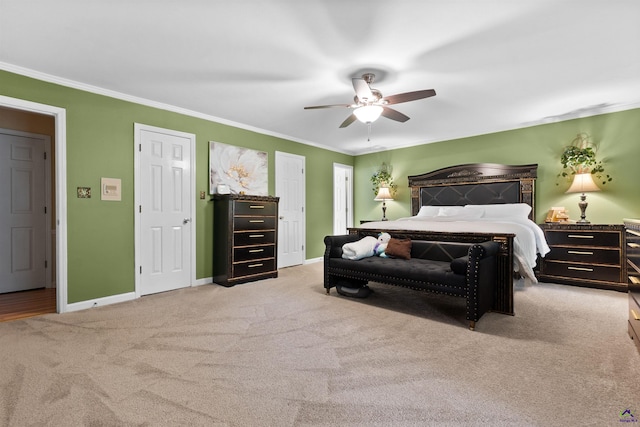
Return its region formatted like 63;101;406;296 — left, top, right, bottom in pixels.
209;141;268;195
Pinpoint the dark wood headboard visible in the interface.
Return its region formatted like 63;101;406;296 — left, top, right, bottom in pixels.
407;163;538;220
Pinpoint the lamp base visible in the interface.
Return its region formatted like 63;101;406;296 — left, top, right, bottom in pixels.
577;193;590;224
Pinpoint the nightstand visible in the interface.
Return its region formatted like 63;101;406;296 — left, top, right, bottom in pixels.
538;223;627;291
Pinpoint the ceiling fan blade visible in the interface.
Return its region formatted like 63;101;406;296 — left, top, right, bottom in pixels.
352;78;374;102
381;107;410;123
304;103;352;110
339;114;357;128
382;89;436;105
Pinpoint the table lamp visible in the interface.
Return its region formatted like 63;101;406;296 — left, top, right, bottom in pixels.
374;186;393;221
566;172;600;224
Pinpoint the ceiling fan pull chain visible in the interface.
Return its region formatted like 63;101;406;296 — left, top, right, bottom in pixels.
367;122;372;142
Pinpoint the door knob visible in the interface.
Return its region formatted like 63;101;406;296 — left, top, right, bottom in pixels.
279;216;284;220
183;218;192;224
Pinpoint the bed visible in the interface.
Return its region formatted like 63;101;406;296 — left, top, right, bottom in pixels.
349;163;550;315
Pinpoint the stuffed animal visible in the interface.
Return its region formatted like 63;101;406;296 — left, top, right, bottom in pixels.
374;232;391;257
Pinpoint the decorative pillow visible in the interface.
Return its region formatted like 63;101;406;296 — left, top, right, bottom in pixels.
385;238;412;260
450;256;468;275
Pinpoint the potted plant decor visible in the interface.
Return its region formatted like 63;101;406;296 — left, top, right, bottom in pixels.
557;133;612;186
371;163;398;197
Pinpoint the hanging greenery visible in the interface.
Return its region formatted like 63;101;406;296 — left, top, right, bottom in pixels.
557;133;612;186
371;163;398;196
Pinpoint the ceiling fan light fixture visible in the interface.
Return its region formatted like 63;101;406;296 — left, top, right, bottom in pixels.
353;105;383;123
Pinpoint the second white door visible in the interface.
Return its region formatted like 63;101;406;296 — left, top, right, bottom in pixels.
275;151;305;268
136;124;194;296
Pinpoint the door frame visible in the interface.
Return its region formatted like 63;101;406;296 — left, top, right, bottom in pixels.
0;95;68;313
133;123;196;298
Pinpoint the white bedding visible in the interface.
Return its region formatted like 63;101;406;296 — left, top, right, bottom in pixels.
359;205;550;283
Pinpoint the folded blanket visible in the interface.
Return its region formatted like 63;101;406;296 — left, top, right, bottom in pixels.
342;236;378;260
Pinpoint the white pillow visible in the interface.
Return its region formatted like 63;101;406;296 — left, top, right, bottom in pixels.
437;206;465;217
416;206;441;217
467;203;532;219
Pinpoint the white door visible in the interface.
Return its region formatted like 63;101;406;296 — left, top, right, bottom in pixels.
333;163;353;235
0;130;49;293
275;151;305;268
136;124;195;296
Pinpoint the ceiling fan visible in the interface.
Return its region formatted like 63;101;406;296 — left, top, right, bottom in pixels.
304;73;436;128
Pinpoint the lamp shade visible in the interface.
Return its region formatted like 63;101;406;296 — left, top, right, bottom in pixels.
374;186;393;201
353;105;383;123
566;172;601;194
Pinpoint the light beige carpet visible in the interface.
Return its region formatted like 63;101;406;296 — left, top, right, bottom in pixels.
1;262;638;426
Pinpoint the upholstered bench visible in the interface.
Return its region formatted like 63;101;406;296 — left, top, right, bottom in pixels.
323;234;501;330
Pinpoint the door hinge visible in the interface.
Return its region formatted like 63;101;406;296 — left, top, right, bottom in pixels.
140;266;142;274
139;144;142;152
44;152;47;160
45;260;48;268
44;206;47;214
301;206;304;212
139;205;142;213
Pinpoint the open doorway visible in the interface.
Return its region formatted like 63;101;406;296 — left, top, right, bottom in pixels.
0;97;67;319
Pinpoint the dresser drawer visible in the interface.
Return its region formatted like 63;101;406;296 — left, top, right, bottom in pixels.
235;201;277;216
545;246;620;265
627;236;640;268
543;261;621;283
234;244;275;262
234;230;276;246
233;259;276;277
629;293;640;337
545;230;620;247
234;216;276;230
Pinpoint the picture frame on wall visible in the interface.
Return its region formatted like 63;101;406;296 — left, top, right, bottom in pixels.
209;141;268;196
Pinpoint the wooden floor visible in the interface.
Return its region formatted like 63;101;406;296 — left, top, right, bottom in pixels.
0;288;57;322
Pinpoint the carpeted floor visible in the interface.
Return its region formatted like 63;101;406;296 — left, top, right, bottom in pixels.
1;262;638;426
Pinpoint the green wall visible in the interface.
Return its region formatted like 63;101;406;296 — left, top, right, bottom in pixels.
355;108;640;224
0;70;352;303
2;68;639;305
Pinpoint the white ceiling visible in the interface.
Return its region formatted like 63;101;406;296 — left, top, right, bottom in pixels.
1;0;639;155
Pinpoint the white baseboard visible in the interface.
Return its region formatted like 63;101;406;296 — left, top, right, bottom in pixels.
305;257;323;264
194;277;213;286
66;292;136;312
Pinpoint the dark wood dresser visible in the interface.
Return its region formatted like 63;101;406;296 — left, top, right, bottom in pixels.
213;194;279;286
625;219;640;353
538;223;626;291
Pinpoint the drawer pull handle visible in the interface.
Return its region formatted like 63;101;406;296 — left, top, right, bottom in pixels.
567;250;593;255
248;263;264;268
249;205;265;209
628;243;640;248
627;229;640;237
567;266;593;272
630;276;640;285
567;234;594;239
249;234;264;238
632;310;640;321
249;249;264;253
249;220;265;223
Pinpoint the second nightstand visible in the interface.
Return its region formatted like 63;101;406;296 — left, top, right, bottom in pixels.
538;223;627;291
